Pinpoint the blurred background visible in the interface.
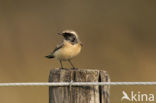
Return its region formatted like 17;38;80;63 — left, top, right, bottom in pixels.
0;0;156;103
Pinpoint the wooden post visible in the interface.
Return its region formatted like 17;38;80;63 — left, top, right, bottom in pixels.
49;68;110;103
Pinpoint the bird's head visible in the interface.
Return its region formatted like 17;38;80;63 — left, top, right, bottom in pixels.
57;30;79;44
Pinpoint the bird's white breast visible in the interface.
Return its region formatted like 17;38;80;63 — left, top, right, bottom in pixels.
54;41;81;61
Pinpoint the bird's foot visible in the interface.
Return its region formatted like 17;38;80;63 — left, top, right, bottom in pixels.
72;67;78;70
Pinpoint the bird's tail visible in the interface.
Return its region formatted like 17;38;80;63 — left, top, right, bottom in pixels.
45;54;54;59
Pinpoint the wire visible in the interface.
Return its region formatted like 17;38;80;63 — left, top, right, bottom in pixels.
0;82;156;87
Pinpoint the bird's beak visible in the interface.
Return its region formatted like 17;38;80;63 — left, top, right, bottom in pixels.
57;33;63;35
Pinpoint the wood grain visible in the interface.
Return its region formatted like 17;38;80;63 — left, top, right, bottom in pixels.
49;68;110;103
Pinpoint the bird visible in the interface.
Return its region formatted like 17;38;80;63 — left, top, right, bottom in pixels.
45;30;83;69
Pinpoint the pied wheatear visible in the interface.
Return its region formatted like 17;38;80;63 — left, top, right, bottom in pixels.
45;30;83;69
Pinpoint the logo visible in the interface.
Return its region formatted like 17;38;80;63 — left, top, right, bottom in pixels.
121;91;154;102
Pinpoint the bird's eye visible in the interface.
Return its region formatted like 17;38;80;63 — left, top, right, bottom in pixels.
63;33;72;37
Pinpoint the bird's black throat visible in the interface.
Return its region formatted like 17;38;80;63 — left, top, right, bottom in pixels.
63;33;78;45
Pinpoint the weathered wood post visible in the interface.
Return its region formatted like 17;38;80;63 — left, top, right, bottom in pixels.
49;68;110;103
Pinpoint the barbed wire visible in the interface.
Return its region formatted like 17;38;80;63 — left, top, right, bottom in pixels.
0;82;156;87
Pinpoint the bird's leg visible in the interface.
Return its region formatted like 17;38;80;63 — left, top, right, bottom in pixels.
68;59;76;69
59;60;64;69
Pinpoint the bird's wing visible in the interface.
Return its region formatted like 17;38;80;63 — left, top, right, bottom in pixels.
52;42;64;54
45;41;64;59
